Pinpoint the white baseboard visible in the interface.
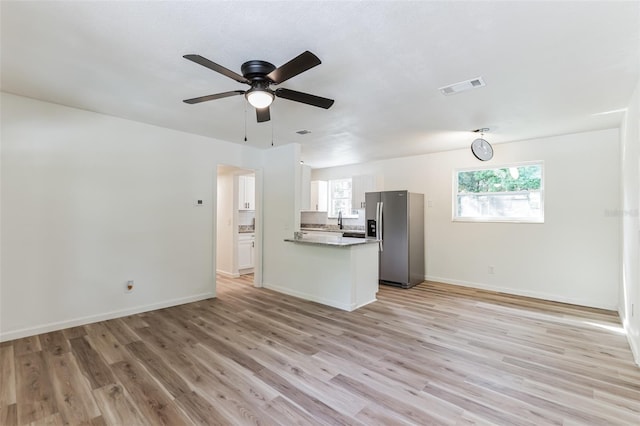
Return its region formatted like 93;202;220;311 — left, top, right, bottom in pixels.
629;335;640;367
620;313;640;367
216;269;240;278
425;275;618;311
263;282;353;311
0;292;215;342
350;298;378;311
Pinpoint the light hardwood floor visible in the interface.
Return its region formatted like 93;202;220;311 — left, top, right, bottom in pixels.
1;275;639;425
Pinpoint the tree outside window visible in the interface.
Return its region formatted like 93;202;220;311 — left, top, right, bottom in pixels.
455;163;544;222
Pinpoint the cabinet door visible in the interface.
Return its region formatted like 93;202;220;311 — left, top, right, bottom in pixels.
310;181;328;211
238;175;256;210
238;239;252;269
238;175;247;210
245;176;255;210
352;175;375;210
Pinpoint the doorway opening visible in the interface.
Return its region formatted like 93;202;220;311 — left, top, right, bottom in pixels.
216;164;260;288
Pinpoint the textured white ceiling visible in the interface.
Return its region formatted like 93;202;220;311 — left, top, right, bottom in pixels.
2;1;639;168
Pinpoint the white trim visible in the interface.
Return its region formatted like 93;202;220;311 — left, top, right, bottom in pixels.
628;335;640;367
621;314;640;367
264;282;355;311
0;292;215;342
425;275;618;311
453;161;545;223
216;269;240;278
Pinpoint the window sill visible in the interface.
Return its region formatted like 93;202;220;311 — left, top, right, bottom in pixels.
452;217;544;224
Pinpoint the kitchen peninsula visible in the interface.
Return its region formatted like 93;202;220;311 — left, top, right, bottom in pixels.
283;234;379;311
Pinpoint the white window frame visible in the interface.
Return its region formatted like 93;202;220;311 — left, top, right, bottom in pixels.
453;161;544;223
327;178;358;218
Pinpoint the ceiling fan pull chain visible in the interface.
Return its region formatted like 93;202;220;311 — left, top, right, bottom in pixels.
244;99;248;142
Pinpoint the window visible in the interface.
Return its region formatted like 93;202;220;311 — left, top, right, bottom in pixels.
328;178;353;218
454;162;544;223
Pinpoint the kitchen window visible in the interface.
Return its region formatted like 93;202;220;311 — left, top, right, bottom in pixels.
328;178;355;218
454;162;544;223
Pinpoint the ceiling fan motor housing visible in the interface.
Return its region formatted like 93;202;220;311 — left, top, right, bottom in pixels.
241;60;276;82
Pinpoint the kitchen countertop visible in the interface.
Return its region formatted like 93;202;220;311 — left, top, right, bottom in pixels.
285;235;376;247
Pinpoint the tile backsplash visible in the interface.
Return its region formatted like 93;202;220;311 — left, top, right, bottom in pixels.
239;210;255;226
238;210;255;233
301;210;365;231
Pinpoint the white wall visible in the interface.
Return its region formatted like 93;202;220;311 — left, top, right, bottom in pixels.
313;129;621;310
0;93;262;341
215;171;235;276
621;78;640;364
260;143;303;292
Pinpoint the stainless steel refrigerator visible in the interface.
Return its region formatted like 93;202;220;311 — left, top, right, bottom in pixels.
365;191;424;288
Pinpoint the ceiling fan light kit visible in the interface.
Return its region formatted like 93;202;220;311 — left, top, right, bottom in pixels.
245;88;274;109
183;51;334;123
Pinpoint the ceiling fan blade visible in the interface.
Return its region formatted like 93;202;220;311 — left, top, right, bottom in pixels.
183;90;245;104
256;107;271;123
266;51;321;85
275;88;334;109
183;54;250;84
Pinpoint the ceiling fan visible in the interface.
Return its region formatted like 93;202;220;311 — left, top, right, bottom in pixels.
182;51;334;123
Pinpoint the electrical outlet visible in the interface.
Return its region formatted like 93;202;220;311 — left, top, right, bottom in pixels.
125;280;134;293
488;266;495;274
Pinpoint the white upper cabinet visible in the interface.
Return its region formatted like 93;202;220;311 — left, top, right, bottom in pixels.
238;174;255;210
301;164;328;212
309;181;328;212
352;174;379;210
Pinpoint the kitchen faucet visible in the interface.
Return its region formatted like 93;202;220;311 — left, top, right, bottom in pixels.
338;210;343;230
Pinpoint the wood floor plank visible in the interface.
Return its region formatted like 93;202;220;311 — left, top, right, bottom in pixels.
13;336;41;357
39;331;70;357
263;395;330;426
330;373;450;425
68;337;115;390
92;383;147;426
62;326;87;340
27;412;64;425
110;359;193;426
173;390;234;426
1;403;17;426
15;351;57;425
255;367;363;426
45;351;101;424
124;340;191;398
0;345;16;407
102;318;141;346
84;322;128;365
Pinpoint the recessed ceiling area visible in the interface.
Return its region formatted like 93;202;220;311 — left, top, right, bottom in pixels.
1;1;638;168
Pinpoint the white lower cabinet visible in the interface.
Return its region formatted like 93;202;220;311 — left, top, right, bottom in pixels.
238;233;255;271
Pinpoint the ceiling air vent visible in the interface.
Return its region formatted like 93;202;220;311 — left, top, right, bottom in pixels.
439;77;486;96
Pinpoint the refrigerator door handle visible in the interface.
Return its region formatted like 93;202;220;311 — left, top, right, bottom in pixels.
375;202;380;241
379;201;384;252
